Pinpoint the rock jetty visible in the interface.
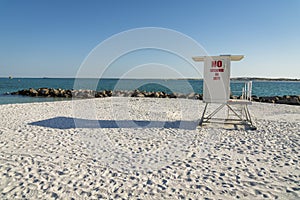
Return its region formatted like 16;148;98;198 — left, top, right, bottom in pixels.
11;88;73;98
10;88;203;100
8;88;300;105
251;95;300;105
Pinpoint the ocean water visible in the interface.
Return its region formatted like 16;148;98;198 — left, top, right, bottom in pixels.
0;78;299;105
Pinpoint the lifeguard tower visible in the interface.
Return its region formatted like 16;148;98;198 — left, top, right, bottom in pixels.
192;55;256;130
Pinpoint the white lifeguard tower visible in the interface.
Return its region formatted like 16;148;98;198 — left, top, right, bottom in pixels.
192;55;256;130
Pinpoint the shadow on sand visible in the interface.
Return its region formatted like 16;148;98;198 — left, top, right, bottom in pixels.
28;117;199;130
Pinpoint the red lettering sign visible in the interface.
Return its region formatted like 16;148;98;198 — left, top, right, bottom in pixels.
217;60;222;67
212;61;217;67
211;60;223;68
210;69;224;72
211;60;224;80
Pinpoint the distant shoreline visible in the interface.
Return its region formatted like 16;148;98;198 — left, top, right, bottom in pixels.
230;77;300;82
1;77;300;81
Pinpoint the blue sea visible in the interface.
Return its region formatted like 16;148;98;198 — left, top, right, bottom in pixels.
0;78;299;105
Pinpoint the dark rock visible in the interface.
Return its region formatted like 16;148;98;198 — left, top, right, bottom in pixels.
259;96;277;103
38;88;50;96
144;92;154;97
58;89;66;97
251;95;259;102
136;93;145;97
153;92;160;98
200;94;203;100
131;90;141;97
95;91;103;98
106;90;112;97
8;87;300;106
255;95;300;105
17;89;26;96
195;93;202;100
159;92;167;98
10;91;18;95
143;92;151;97
280;96;300;105
168;93;177;98
49;88;59;96
29;88;38;96
66;90;72;96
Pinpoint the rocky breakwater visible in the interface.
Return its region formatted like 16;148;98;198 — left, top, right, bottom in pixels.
10;88;203;100
11;88;73;98
9;88;300;105
230;95;300;105
251;95;300;105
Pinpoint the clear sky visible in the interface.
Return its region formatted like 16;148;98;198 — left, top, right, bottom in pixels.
0;0;299;78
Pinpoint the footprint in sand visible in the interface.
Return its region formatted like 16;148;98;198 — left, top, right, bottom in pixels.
23;183;38;198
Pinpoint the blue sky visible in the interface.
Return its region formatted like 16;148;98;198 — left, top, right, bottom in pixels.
0;0;299;78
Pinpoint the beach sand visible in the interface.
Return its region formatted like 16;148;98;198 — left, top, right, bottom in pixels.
0;97;299;199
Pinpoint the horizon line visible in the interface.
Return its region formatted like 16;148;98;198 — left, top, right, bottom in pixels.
1;76;300;81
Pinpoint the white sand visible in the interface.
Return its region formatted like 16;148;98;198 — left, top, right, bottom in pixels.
0;97;299;199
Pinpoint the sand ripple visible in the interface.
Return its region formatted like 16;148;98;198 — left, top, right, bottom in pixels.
0;98;299;199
